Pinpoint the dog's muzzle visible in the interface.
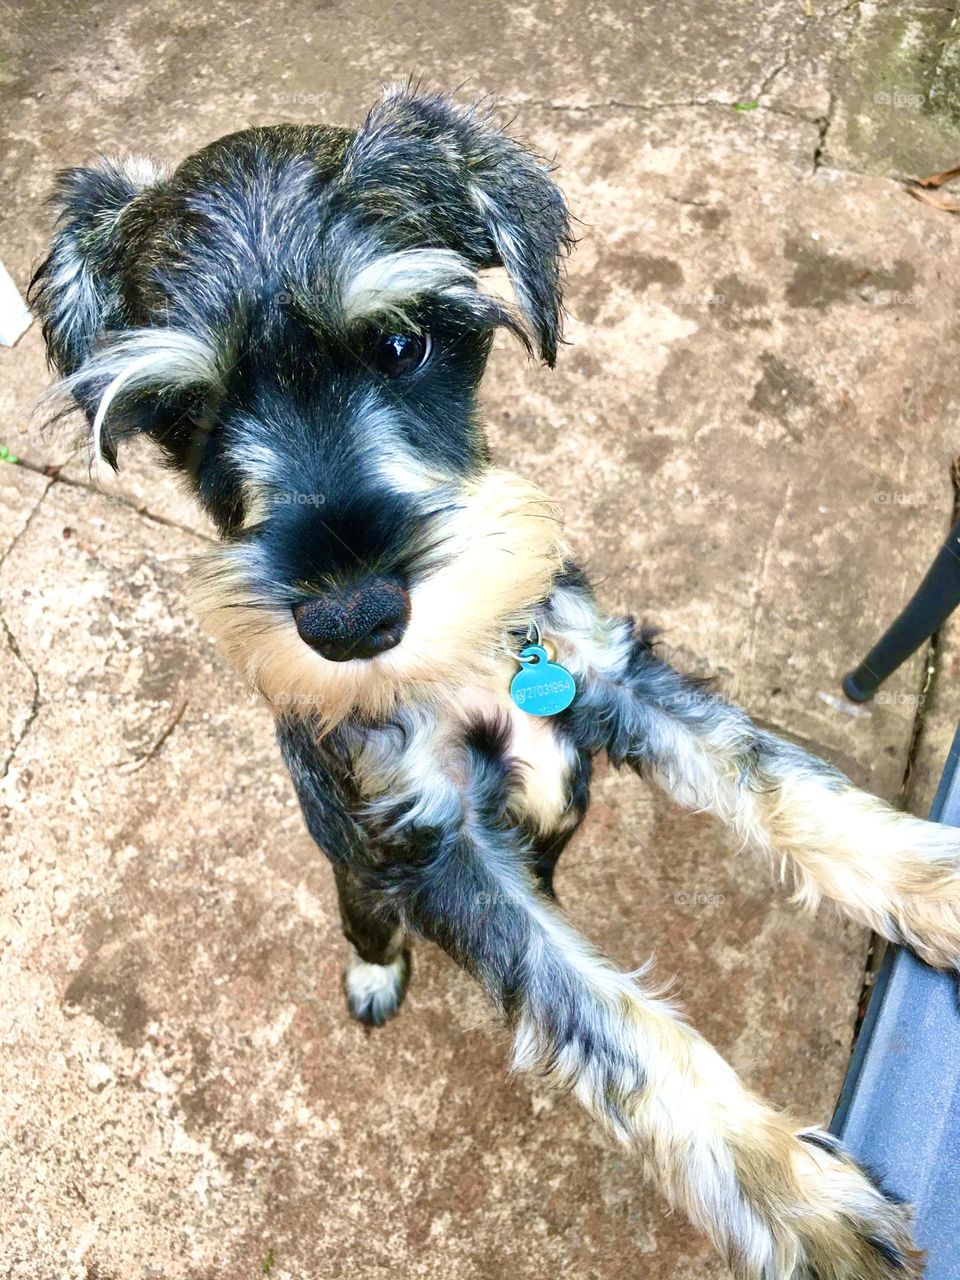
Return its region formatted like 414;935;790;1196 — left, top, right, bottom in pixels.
292;575;411;662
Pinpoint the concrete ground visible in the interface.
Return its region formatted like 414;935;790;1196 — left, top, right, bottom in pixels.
3;2;960;1277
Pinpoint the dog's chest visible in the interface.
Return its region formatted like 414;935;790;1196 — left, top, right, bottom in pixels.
350;682;580;838
447;684;579;834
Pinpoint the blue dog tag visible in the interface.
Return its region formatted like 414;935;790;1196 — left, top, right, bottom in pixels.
510;644;577;717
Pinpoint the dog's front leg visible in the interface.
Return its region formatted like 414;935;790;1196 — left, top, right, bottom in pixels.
278;717;410;1025
363;733;916;1279
333;861;411;1026
555;595;960;972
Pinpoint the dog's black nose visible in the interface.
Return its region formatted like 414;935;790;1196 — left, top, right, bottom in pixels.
292;576;410;662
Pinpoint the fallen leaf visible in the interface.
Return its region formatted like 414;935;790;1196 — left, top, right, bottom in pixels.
907;163;960;189
904;182;960;213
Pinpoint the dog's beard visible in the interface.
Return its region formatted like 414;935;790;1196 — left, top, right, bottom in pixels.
189;468;567;729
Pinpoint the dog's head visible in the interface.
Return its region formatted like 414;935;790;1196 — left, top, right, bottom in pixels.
32;88;574;725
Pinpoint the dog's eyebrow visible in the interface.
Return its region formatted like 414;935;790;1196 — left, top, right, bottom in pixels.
48;327;221;480
332;244;491;332
322;244;530;349
338;248;479;327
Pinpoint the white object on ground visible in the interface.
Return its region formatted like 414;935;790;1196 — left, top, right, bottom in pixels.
0;260;32;346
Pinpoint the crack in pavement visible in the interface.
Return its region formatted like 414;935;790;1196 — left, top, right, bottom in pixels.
848;457;959;1045
0;609;42;784
0;462;209;786
497;5;910;181
811;0;866;170
757;0;861;98
12;456;217;546
502;93;823;121
812;91;835;171
501;85;960;184
499;94;854;178
0;479;53;781
500;0;859;128
0;476;52;574
897;458;960;815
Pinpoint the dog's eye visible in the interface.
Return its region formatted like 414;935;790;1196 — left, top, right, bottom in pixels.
374;332;432;379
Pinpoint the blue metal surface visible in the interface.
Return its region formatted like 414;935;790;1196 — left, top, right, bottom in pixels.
831;726;960;1280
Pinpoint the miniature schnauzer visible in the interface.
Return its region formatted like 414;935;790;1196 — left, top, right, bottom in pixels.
32;86;960;1280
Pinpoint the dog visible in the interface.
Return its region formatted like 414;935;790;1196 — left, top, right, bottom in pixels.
30;85;960;1279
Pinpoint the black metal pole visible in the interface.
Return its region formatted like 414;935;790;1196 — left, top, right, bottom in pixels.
843;516;960;702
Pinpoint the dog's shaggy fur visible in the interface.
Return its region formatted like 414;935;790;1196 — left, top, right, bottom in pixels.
31;86;960;1279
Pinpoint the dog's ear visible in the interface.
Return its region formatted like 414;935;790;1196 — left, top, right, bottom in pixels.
30;157;165;376
342;88;574;366
30;158;191;473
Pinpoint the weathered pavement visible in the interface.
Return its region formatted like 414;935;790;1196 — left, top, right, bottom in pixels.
2;3;960;1277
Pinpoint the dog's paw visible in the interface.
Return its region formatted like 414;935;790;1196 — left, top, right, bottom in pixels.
777;1130;922;1280
343;948;411;1027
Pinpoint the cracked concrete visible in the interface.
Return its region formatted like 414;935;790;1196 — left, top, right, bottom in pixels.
1;607;42;781
3;2;960;1278
0;465;51;779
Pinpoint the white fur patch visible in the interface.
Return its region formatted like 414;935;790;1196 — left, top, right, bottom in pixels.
114;155;167;190
471;184;535;331
340;247;477;326
344;948;407;1023
54;328;220;483
356;396;450;496
46;244;101;365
